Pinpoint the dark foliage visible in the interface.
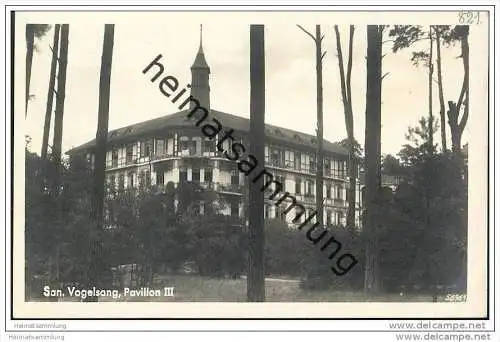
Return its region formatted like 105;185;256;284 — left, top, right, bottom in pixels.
378;152;467;294
299;224;365;291
378;118;467;294
25;150;94;297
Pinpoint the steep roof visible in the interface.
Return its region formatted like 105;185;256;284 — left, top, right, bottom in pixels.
191;45;210;70
192;25;210;70
68;109;349;157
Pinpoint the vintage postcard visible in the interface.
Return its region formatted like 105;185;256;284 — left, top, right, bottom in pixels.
10;7;491;321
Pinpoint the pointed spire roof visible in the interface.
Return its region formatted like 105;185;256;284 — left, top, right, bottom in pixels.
191;24;210;69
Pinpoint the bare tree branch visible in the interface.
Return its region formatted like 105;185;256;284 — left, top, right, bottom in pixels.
381;72;390;81
48;45;61;63
297;25;316;41
321;51;327;60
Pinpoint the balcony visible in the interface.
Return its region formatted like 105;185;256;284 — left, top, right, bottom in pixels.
216;183;244;194
106;157;138;170
334;198;345;206
179;149;197;157
178;148;220;159
202;151;218;157
150;153;172;161
303;192;315;201
199;181;215;191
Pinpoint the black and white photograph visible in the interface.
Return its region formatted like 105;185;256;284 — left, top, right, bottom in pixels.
6;6;493;327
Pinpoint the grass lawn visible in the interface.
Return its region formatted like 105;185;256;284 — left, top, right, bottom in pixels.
93;274;448;302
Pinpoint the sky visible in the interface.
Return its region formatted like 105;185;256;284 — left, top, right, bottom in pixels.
23;15;486;157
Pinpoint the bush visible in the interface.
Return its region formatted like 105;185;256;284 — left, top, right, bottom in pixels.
185;214;247;278
300;225;365;291
264;219;304;277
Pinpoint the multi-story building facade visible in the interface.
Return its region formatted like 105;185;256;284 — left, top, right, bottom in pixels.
69;34;362;228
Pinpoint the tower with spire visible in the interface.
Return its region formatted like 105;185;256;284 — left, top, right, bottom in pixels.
190;24;210;110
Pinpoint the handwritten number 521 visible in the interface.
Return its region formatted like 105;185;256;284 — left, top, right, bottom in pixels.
458;11;480;25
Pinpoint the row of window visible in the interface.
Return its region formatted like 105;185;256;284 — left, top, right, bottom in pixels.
179;139;216;155
108;170;152;190
107;167;345;199
108;139;222;168
110;140;164;167
272;176;343;199
107;168;220;190
179;168;213;183
265;146;349;178
107;137;351;179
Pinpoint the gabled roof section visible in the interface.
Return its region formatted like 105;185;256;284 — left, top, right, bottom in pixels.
67;109;349;157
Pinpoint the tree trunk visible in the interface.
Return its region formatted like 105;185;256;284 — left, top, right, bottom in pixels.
86;24;115;301
49;25;68;298
364;25;383;294
448;101;461;155
314;25;325;228
334;25;356;230
41;24;60;160
447;26;469;156
25;25;35;117
247;25;266;302
435;28;447;152
462;30;470;152
52;24;69;170
428;26;434;152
